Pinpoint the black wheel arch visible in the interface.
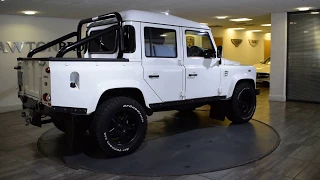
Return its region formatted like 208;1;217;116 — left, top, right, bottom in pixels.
229;78;256;98
97;88;147;109
235;79;256;90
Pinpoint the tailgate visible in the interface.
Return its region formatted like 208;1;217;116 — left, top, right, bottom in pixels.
17;59;51;105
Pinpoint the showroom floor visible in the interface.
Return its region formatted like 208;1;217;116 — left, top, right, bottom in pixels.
0;85;320;180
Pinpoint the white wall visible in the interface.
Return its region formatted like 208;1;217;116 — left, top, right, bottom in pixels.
210;27;269;65
0;15;80;113
269;12;287;102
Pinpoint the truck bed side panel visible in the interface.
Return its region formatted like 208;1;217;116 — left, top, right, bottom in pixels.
49;61;161;114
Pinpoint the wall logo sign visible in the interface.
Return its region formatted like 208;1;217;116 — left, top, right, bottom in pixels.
231;39;242;47
248;39;259;47
0;41;82;53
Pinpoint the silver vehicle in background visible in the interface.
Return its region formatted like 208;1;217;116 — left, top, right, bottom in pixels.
253;57;271;83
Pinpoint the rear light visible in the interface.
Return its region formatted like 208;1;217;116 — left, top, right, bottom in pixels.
46;94;51;101
43;93;48;101
42;93;51;101
45;67;50;73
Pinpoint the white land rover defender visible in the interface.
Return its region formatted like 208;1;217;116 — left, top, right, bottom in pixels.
14;10;259;157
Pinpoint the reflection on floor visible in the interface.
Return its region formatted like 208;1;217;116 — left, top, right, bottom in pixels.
0;84;320;180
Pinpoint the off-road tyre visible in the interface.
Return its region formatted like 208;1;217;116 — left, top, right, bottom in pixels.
94;97;148;157
226;82;256;123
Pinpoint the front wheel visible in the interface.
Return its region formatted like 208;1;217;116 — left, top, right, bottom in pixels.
226;82;256;123
94;97;148;157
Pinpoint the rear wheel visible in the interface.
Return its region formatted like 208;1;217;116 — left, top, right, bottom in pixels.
226;82;256;123
93;97;147;157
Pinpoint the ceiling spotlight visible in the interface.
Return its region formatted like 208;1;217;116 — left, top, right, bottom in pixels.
228;28;245;30
297;7;310;11
23;11;37;15
216;16;228;19
1;0;4;2
311;12;319;14
229;18;252;22
247;30;262;32
261;24;271;26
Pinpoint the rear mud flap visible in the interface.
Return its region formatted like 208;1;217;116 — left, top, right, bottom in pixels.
209;101;228;121
64;117;85;155
30;113;42;127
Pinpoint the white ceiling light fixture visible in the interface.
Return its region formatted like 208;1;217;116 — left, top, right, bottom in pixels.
1;0;4;2
23;11;37;15
261;24;271;27
228;28;245;30
247;30;262;32
216;16;228;19
297;7;310;11
311;12;319;14
229;18;252;22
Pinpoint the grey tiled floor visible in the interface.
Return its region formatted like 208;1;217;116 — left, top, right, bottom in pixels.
0;85;320;180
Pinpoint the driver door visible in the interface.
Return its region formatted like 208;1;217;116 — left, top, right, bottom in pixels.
182;28;221;99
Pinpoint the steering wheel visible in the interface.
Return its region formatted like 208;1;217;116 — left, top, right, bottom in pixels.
187;46;204;57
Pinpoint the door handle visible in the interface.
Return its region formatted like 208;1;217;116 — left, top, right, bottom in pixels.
149;75;159;78
189;73;198;77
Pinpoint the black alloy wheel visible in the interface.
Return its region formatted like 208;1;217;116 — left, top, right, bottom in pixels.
94;97;148;157
107;109;139;146
226;82;256;123
238;89;255;118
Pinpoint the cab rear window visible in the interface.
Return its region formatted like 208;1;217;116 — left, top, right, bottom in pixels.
88;25;135;54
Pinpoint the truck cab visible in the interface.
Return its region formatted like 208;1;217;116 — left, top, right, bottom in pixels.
15;10;259;157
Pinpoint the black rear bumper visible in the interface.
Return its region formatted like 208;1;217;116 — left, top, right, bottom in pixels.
20;95;88;116
51;106;87;115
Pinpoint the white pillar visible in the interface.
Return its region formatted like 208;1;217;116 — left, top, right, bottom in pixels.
269;12;287;102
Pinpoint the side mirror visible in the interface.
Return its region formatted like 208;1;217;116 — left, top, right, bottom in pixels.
203;49;216;59
217;46;223;58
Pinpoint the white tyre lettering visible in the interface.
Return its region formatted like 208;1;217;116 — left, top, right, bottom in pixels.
104;132;108;140
105;138;130;152
123;104;144;122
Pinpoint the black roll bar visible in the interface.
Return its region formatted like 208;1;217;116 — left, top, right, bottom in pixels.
76;12;123;58
27;32;77;58
56;25;119;58
26;12;124;59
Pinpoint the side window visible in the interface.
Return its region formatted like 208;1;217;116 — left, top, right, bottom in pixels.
88;25;135;54
123;25;136;53
185;30;216;58
89;29;117;54
144;27;177;58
